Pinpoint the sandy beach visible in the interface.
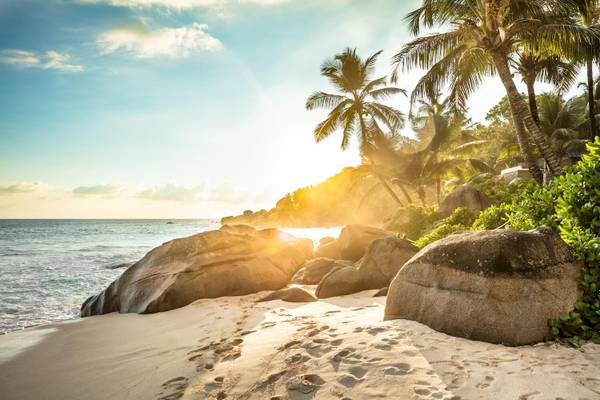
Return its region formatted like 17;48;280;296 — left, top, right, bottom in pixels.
1;287;598;400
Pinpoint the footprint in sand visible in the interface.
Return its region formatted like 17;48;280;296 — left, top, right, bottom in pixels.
338;374;363;388
158;376;189;400
348;366;368;379
366;326;387;335
286;352;309;365
518;392;542;400
188;336;244;372
280;340;302;350
258;370;288;389
286;374;325;395
475;375;495;389
333;348;355;362
383;363;413;376
373;343;392;351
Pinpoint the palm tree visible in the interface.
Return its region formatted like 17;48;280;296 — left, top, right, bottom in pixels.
392;0;598;179
570;0;599;139
306;48;407;205
513;50;578;126
410;87;454;203
537;93;590;158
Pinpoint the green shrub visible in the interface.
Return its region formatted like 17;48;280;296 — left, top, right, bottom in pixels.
548;140;600;346
471;205;509;230
414;207;477;248
415;223;468;248
386;204;438;240
444;207;478;226
482;139;599;345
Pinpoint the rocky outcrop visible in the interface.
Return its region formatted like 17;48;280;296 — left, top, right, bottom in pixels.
315;236;418;298
81;227;313;316
257;287;317;303
291;258;353;285
384;227;582;346
337;224;395;260
438;184;495;217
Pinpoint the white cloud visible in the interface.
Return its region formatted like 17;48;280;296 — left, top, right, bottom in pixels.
0;49;84;72
97;22;223;58
136;184;204;202
79;0;289;10
72;184;122;196
0;182;51;195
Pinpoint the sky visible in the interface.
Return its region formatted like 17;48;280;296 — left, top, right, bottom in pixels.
0;0;581;218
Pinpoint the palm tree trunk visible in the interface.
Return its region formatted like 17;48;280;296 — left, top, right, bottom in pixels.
490;52;561;178
358;113;403;206
366;157;403;206
525;79;541;127
513;116;543;184
396;182;413;204
587;55;597;140
418;186;426;205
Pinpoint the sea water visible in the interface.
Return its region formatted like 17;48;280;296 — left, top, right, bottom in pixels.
0;219;340;333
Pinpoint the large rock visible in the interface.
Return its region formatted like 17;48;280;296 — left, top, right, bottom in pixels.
315;236;418;298
337;224;395;260
291;258;353;285
438;184;495;217
384;227;582;346
81;227;313;316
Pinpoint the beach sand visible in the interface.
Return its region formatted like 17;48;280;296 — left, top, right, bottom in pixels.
1;288;598;400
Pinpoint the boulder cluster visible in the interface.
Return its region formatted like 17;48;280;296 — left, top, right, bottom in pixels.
82;222;581;346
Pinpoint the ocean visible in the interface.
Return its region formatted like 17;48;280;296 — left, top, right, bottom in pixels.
0;219;340;334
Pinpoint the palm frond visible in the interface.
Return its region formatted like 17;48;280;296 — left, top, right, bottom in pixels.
313;99;352;144
364;103;406;133
305;92;347;110
368;87;408;100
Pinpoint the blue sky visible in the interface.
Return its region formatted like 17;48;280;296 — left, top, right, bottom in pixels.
0;0;575;218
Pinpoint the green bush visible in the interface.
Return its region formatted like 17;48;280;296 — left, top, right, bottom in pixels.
414;207;477;248
480;139;599;345
444;207;478;226
471;205;509;230
386;204;438;240
415;223;468;248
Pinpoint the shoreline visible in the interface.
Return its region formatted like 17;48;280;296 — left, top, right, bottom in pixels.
1;288;598;400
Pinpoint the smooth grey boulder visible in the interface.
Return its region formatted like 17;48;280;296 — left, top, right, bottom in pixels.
81;227;313;316
384;227;582;346
438;184;495;217
291;258;354;285
315;236;418;298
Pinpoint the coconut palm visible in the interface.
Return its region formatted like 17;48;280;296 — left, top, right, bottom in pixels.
392;0;599;179
410;87;455;203
570;0;600;139
306;48;408;205
537;93;590;158
513;50;578;126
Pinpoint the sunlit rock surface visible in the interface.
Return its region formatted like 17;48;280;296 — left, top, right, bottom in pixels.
438;184;495;217
81;227;313;316
385;227;582;345
316;236;418;298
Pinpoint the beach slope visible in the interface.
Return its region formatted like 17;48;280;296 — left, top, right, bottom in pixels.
1;289;598;400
